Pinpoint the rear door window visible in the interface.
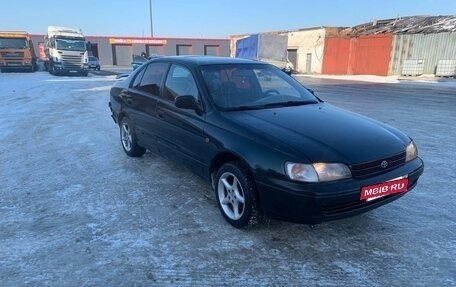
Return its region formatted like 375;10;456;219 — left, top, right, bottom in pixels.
137;62;168;96
132;67;146;89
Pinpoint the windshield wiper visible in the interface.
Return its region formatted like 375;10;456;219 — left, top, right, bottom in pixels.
226;100;317;111
253;100;317;109
224;106;259;111
282;100;317;106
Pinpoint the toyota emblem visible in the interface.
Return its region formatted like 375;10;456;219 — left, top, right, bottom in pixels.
381;160;388;168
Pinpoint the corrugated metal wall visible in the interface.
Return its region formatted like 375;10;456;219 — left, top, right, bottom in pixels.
389;32;456;75
322;34;392;75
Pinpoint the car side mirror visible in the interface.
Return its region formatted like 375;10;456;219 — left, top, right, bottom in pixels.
175;95;200;111
116;73;129;80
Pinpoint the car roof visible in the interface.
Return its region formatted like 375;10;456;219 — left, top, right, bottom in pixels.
152;56;265;67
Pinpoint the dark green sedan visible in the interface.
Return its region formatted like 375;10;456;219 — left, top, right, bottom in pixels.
109;56;424;228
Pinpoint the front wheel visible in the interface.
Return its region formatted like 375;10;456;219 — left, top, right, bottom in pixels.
49;63;55;75
120;117;146;157
215;162;257;228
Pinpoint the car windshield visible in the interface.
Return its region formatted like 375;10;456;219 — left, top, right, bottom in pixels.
89;56;98;61
201;64;318;110
55;37;86;51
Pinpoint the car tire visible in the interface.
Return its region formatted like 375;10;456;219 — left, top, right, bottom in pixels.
119;116;146;157
215;161;258;228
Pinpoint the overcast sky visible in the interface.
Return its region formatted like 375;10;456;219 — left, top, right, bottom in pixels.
3;0;455;38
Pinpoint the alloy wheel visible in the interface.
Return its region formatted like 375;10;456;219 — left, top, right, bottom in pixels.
121;122;132;152
217;172;246;220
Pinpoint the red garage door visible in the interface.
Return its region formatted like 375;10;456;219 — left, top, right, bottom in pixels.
351;34;392;76
322;37;350;75
322;34;393;76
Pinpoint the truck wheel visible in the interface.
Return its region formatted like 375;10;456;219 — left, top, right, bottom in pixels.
120;116;146;157
49;64;55;75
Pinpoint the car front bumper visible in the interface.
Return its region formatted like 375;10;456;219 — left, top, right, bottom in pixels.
255;157;424;224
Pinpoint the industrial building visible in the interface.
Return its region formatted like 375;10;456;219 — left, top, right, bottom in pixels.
231;15;456;76
322;15;456;76
24;15;456;76
30;34;230;67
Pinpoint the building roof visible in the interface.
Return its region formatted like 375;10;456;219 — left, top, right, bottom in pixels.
350;15;456;35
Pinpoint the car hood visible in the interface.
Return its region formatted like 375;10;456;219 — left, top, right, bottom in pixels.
226;103;410;164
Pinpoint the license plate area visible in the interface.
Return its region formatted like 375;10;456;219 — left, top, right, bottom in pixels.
361;176;409;201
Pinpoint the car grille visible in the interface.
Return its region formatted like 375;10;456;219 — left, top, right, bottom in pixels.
61;54;82;69
321;177;418;216
1;51;24;60
322;192;400;216
350;151;406;178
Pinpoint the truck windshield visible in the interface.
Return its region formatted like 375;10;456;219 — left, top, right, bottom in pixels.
0;38;28;49
55;38;86;51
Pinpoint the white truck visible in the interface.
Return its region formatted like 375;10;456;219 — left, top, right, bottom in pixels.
235;33;294;75
44;26;88;76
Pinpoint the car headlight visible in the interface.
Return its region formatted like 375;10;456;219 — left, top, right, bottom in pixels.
405;141;418;162
285;162;352;182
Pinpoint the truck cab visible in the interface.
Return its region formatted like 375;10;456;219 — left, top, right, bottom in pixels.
0;31;36;72
45;26;88;76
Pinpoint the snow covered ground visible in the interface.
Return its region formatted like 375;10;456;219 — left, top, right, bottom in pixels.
0;71;455;286
296;73;456;88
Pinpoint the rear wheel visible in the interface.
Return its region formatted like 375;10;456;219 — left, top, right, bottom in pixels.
120;116;146;157
215;161;258;228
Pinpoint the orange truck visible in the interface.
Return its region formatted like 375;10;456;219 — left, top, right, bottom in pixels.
0;31;36;72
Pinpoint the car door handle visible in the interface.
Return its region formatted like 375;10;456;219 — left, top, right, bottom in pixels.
157;109;165;118
120;94;133;105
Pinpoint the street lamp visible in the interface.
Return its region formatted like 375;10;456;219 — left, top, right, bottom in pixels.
149;0;154;37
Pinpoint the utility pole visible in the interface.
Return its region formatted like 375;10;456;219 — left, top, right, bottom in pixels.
149;0;154;37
